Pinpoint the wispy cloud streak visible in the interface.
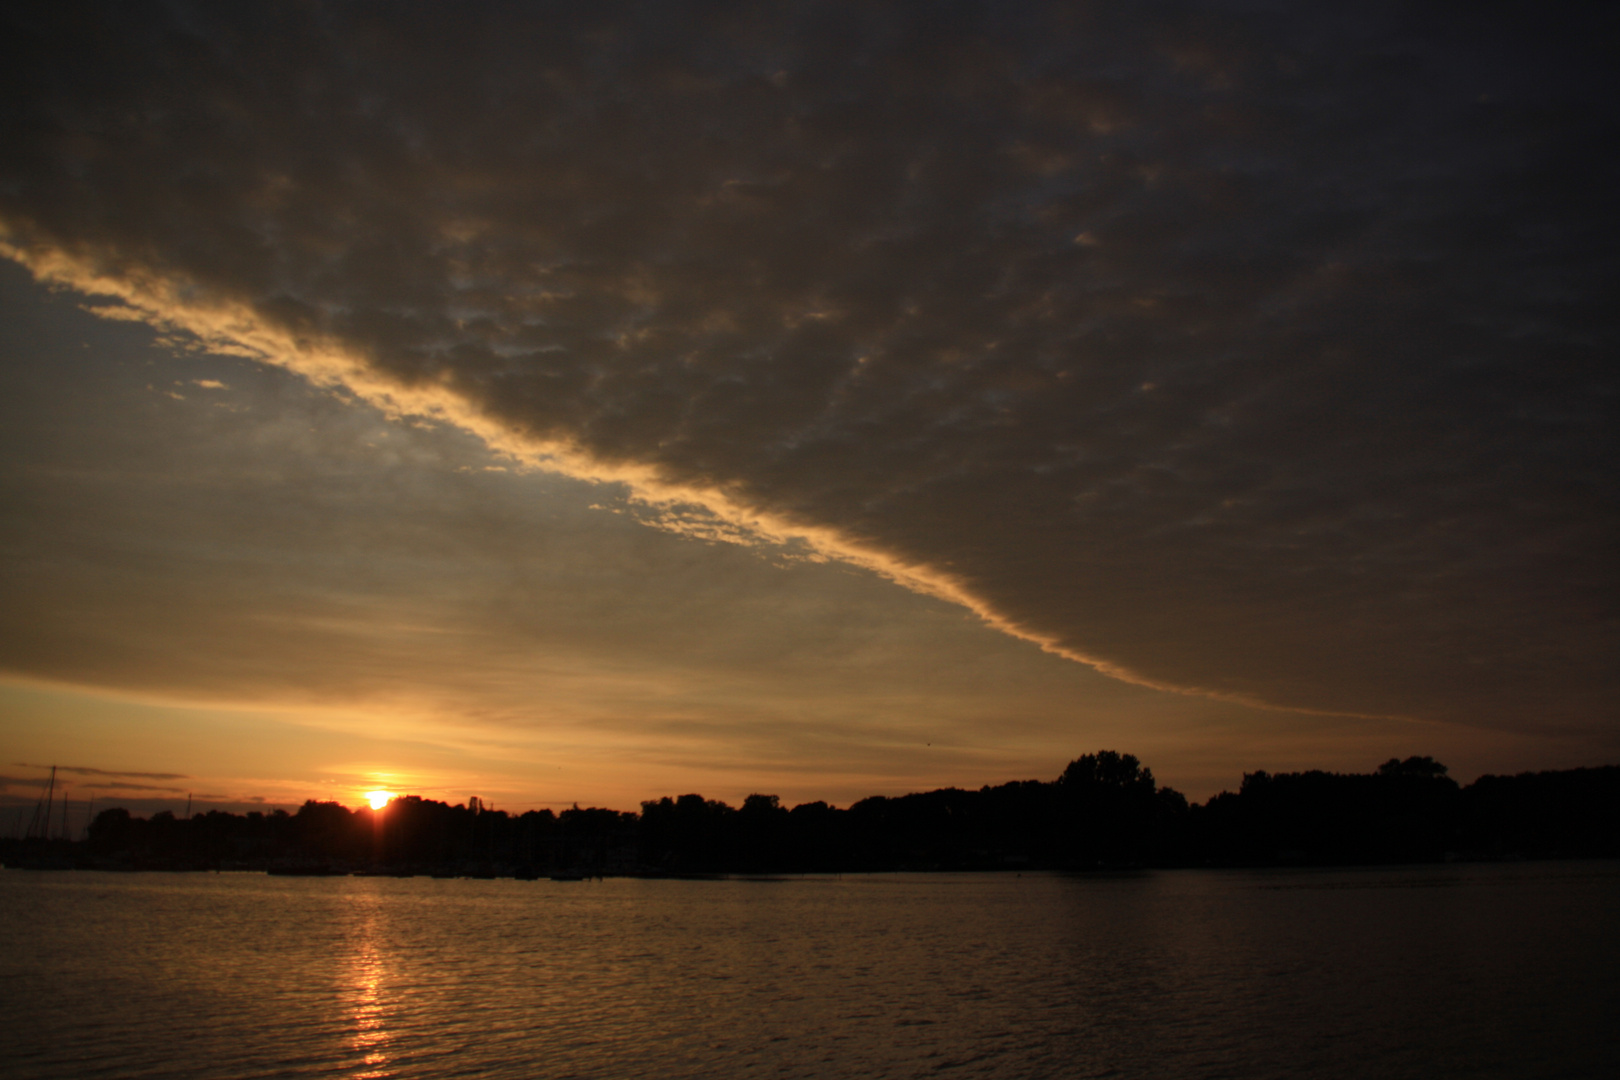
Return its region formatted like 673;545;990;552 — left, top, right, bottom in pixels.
15;764;190;781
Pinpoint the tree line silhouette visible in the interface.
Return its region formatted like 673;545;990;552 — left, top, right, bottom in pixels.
4;752;1617;875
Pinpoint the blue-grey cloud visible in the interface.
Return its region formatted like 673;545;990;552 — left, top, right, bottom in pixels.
1;1;1614;729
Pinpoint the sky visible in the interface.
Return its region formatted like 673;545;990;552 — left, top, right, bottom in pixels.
1;1;1615;824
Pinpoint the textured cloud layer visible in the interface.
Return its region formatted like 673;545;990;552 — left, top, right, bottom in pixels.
2;2;1615;727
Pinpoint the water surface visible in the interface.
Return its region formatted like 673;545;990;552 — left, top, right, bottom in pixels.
2;863;1616;1078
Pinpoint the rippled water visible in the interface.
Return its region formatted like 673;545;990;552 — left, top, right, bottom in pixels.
2;863;1616;1078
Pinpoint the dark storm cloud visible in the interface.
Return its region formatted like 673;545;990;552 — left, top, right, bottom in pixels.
1;1;1614;726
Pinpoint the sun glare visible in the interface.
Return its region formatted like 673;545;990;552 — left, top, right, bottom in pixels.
366;790;394;811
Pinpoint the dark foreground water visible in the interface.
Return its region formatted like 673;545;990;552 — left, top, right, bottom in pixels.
2;863;1616;1079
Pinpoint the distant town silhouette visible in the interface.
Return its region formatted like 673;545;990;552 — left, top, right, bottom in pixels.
4;753;1617;876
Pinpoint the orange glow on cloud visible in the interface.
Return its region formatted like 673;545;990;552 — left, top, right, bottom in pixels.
0;234;1377;720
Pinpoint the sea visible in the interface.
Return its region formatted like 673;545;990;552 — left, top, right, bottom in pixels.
1;862;1616;1079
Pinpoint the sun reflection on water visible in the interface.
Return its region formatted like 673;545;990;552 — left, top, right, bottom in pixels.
344;892;393;1080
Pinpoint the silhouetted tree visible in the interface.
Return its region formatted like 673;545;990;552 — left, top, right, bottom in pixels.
1057;751;1162;866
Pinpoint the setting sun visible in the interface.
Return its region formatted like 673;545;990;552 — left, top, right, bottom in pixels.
366;790;393;811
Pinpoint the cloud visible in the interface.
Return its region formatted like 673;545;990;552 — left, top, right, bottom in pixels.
4;281;1237;808
79;780;189;793
14;764;190;781
0;1;1614;730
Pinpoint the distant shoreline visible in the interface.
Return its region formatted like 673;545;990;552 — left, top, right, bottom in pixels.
2;856;1607;880
7;753;1617;876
